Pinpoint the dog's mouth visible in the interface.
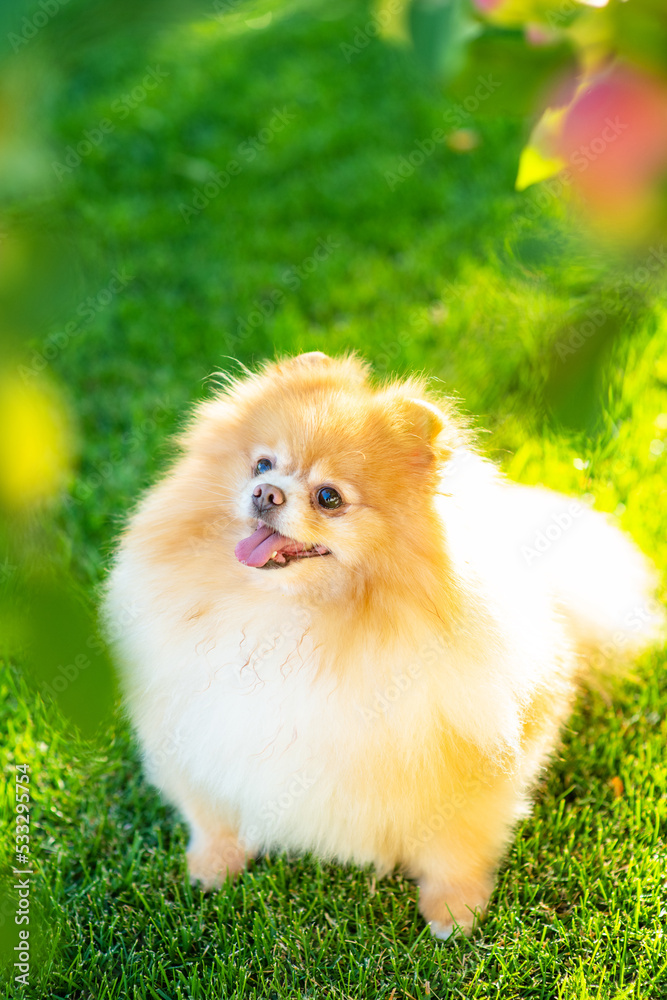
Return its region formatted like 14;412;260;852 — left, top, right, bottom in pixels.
235;521;331;569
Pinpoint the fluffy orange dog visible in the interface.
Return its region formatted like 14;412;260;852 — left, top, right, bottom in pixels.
105;352;663;938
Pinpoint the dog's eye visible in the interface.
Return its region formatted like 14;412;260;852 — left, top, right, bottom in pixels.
317;487;343;510
255;458;273;476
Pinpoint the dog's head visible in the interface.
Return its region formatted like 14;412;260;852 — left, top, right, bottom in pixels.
180;352;463;597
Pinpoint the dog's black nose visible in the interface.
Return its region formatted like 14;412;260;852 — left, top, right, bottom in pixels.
252;483;285;513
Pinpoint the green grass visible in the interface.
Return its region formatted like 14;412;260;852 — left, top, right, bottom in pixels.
2;1;667;997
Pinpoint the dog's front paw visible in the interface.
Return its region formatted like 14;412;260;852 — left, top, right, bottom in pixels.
419;876;490;939
428;920;454;941
186;834;249;890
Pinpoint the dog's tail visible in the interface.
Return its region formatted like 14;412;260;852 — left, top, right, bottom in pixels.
535;499;664;672
444;452;665;672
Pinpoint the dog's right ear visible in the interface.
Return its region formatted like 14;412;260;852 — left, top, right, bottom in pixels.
381;390;464;468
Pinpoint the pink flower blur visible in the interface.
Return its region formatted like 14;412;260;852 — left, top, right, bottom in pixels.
556;66;667;217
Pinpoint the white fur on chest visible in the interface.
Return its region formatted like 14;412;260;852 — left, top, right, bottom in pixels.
117;594;439;860
107;540;563;865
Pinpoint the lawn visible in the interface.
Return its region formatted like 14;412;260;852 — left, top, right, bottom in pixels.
1;1;667;997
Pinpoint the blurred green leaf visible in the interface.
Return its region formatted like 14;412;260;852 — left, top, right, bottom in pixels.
449;30;576;118
1;570;116;740
1;0;217;65
408;0;478;80
609;0;667;78
544;310;623;433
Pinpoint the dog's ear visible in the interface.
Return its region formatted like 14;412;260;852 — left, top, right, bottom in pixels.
405;398;445;442
400;397;455;467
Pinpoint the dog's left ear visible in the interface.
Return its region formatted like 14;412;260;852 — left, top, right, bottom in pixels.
406;398;445;440
402;397;453;466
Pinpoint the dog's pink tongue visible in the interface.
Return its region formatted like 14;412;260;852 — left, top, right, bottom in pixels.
235;524;290;567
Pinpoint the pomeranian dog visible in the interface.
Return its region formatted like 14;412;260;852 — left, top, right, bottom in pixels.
105;351;663;938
